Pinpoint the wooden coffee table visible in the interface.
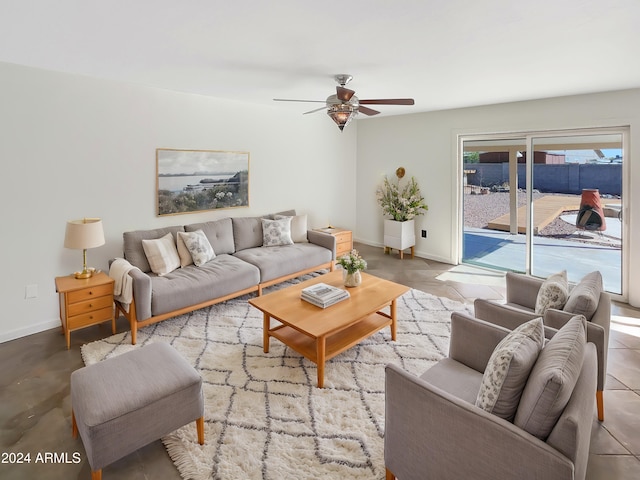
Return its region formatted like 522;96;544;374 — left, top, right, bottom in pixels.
248;270;410;388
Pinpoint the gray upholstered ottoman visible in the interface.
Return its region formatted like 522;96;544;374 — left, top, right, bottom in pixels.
71;342;204;480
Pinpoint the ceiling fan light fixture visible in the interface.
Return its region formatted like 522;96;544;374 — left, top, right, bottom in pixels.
327;103;357;131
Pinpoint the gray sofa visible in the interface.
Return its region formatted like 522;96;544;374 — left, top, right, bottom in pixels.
385;312;596;480
114;211;335;344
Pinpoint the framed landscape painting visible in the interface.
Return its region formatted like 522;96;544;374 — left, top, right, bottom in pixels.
156;149;250;216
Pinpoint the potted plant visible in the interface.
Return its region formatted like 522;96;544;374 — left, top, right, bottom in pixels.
376;172;428;258
337;249;367;287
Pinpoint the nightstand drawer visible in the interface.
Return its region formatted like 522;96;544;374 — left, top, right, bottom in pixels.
68;295;113;317
68;306;114;330
336;243;352;258
334;231;352;245
67;283;113;304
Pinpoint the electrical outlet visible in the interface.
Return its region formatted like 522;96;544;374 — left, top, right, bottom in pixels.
421;230;427;238
25;284;38;299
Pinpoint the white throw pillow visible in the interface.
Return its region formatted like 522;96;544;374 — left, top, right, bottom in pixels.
535;270;568;314
178;230;215;266
275;214;308;243
141;233;181;276
475;317;545;421
262;217;293;247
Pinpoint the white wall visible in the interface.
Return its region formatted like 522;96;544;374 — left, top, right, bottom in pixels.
356;89;640;305
0;62;357;342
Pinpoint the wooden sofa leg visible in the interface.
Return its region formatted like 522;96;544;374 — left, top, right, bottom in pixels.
71;410;78;438
131;322;137;345
597;390;604;421
386;467;395;480
196;417;205;445
91;469;102;480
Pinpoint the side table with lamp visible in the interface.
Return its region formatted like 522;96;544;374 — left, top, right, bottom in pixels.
55;218;115;349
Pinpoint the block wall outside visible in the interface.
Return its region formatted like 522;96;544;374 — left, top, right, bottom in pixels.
464;163;622;195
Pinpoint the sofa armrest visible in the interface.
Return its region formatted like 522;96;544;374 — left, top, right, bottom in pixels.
307;230;337;260
506;272;543;309
384;363;574;480
449;312;510;372
129;269;152;321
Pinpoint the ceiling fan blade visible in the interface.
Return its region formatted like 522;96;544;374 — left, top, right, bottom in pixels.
358;106;380;116
336;86;355;102
359;98;415;105
273;98;326;103
303;106;327;115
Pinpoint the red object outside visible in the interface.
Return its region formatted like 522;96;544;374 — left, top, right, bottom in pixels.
577;189;606;231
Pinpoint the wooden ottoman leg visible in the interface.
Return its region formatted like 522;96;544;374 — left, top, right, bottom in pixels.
386;467;395;480
72;410;78;438
597;390;604;421
196;417;205;445
91;470;102;480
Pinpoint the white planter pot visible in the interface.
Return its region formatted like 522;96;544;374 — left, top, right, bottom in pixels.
384;219;416;251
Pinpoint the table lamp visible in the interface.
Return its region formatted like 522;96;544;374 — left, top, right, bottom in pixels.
64;218;105;279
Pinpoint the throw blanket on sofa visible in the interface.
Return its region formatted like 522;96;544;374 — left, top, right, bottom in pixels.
109;258;140;312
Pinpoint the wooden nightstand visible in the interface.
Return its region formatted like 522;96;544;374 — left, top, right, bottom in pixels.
314;228;353;258
55;271;115;349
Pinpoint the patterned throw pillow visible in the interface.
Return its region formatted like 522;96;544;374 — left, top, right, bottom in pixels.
261;217;293;247
141;233;181;276
177;230;215;267
475;317;545;421
535;270;568;314
274;214;308;243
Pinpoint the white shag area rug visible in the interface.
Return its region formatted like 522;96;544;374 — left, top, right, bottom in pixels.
81;276;472;480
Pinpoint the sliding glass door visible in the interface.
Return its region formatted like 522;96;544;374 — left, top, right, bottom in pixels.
461;129;625;295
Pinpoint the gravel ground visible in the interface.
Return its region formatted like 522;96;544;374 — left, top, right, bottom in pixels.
464;191;577;237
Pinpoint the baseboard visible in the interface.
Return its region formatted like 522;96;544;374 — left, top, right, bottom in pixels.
353;237;453;265
0;318;60;344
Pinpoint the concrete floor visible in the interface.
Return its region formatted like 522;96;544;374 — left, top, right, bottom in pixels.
1;242;639;479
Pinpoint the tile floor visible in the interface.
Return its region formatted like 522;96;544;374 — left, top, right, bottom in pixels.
1;242;639;479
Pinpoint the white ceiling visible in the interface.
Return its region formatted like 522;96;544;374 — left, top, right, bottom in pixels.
2;0;640;117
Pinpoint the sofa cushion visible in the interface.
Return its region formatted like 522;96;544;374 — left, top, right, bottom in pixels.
234;243;332;283
178;230;215;266
123;226;185;273
185;218;235;255
563;271;602;321
514;315;586;440
475;317;544;421
420;358;484;405
275;214;308;243
262;217;293;247
535;270;568;315
149;254;260;317
142;233;181;276
232;217;263;251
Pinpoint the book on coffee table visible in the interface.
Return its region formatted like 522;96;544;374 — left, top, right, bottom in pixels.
301;283;350;308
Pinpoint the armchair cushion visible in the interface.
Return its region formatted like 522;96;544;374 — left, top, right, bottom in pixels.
563;271;602;321
515;315;586;440
476;317;544;421
535;270;568;314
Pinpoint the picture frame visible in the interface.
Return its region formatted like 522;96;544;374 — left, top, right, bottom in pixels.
156;148;250;216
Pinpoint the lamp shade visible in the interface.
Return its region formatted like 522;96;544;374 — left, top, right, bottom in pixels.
64;218;105;250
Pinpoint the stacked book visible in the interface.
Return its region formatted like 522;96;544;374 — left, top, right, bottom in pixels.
301;283;350;308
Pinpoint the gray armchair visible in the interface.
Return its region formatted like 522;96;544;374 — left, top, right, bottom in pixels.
474;271;610;421
385;312;596;480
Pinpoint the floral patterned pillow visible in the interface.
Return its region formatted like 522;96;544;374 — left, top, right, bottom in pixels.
475;317;545;421
177;230;215;267
535;270;569;314
261;217;293;247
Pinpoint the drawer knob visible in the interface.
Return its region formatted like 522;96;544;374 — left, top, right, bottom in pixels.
89;304;93;308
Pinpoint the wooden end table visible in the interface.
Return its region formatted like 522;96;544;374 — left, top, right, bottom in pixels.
55;271;115;349
248;270;409;387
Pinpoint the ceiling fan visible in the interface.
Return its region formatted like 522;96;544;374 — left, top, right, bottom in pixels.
274;74;415;131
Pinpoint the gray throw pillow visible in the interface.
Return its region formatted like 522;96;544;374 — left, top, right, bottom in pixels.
475;317;545;421
261;217;293;247
535;270;568;314
563;271;602;321
514;315;586;440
